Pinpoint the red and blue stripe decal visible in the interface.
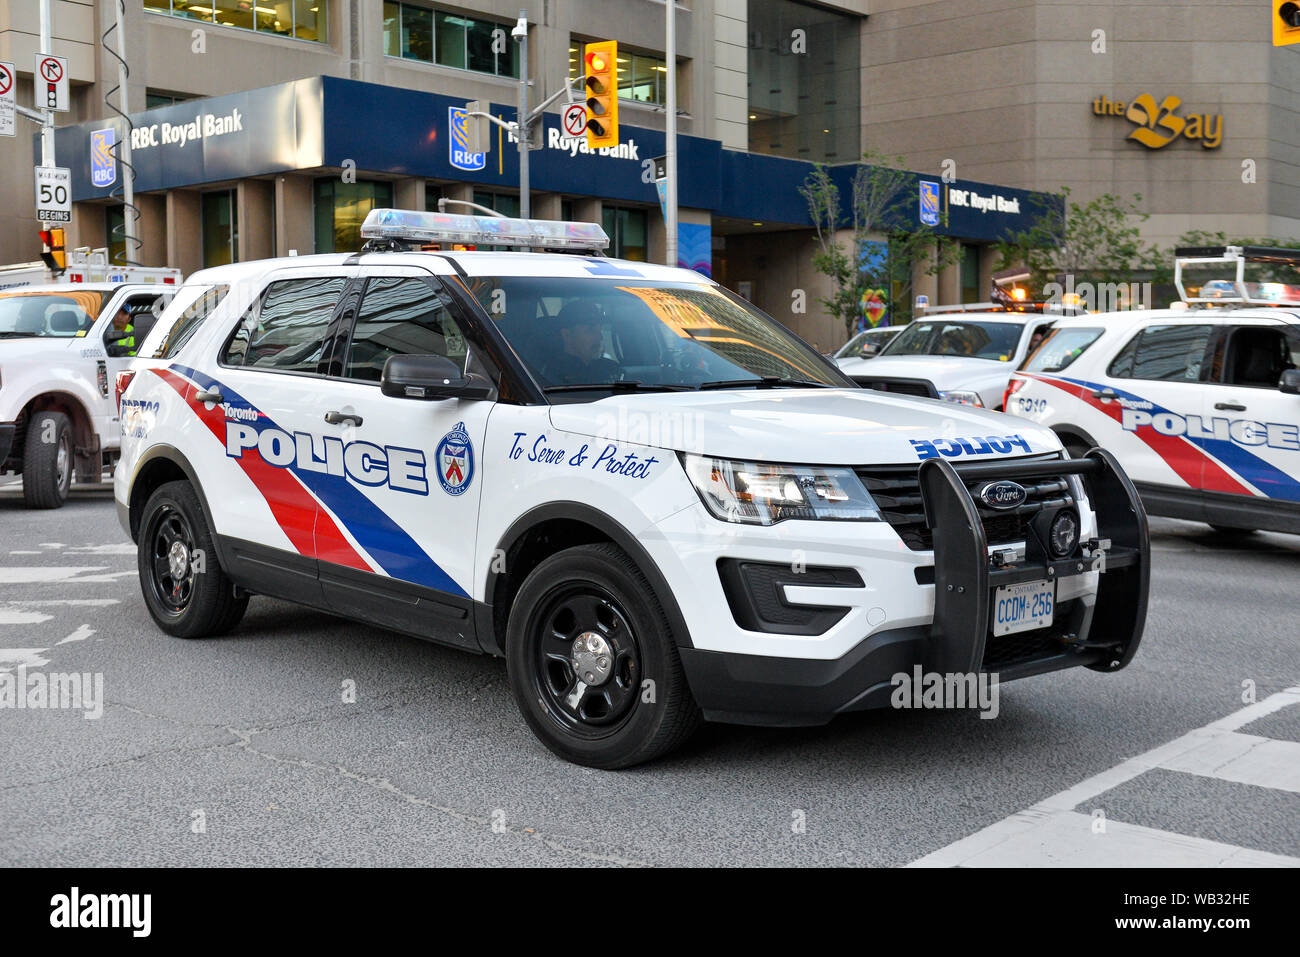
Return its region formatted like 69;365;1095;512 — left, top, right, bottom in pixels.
1024;373;1300;503
155;365;469;597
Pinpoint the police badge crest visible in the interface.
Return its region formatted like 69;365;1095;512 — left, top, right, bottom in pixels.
436;421;474;496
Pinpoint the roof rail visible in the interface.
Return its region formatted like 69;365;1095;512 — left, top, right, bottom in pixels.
359;208;610;253
1173;245;1300;307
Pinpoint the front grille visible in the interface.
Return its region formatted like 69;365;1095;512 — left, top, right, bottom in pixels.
851;376;939;399
857;455;1075;551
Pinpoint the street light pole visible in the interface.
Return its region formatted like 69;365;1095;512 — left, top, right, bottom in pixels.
514;11;529;220
39;0;54;170
664;0;678;269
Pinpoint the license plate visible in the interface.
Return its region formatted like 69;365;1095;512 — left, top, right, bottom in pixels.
992;579;1056;637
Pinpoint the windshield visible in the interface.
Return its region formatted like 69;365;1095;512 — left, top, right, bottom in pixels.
880;319;1023;361
834;330;871;358
466;277;850;397
0;291;104;339
1020;327;1104;373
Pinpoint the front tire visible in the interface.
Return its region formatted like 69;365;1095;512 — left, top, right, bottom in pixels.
137;480;248;638
506;543;701;769
22;411;72;509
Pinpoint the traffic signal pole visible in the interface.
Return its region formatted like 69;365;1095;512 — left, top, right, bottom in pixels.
664;0;678;269
514;11;529;220
39;0;54;172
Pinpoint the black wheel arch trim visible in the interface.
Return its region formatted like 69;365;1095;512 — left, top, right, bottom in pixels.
482;502;695;657
125;445;226;567
1052;424;1101;452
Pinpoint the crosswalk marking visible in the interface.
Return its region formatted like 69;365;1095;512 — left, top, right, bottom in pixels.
910;688;1300;868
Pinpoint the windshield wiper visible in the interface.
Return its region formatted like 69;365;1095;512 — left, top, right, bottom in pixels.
542;381;693;394
696;376;834;391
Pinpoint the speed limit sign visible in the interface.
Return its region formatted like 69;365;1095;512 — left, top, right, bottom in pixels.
35;166;72;223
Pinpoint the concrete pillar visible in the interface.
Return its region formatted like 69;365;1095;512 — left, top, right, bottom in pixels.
136;194;168;268
238;180;275;263
393;178;425;212
67;204;105;258
937;250;962;306
275;174;314;257
979;245;998;301
570;197;602;224
912;240;939;311
166;191;202;277
441;182;476;207
532;193;562;221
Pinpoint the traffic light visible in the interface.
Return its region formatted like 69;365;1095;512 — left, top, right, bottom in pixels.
583;40;619;150
1276;1;1300;45
39;227;66;274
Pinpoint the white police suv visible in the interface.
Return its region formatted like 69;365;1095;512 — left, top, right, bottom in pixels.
1005;246;1300;536
115;210;1150;768
836;303;1064;409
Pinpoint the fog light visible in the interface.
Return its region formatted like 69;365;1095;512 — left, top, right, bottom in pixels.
1049;509;1079;558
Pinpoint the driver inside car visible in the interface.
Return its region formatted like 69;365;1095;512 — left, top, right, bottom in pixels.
543;301;621;385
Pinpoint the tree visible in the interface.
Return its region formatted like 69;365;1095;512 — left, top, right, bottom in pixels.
800;151;959;340
995;187;1161;291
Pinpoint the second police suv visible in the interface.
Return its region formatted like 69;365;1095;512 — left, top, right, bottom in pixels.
115;210;1151;768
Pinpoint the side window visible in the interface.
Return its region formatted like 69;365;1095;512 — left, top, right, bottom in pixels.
1107;331;1140;378
1222;326;1293;388
154;285;229;359
223;277;346;372
1110;324;1213;382
342;276;466;382
1022;327;1104;373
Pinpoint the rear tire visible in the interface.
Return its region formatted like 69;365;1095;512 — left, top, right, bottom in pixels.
505;543;701;769
21;411;72;509
138;480;248;638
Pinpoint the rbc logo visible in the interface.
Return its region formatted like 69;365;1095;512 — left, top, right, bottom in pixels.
919;180;941;227
449;107;486;172
90;128;117;188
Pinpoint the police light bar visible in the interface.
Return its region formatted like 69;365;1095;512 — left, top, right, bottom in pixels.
1173;244;1300;306
360;208;609;252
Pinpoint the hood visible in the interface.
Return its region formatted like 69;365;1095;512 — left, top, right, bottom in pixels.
0;337;81;361
837;354;1013;392
547;388;1061;466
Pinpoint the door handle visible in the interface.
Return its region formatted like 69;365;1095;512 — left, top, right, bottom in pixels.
324;410;363;427
1090;388;1117;402
1214;401;1247;412
194;388;222;404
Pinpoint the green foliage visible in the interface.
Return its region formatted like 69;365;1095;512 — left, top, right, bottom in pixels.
800;151;960;339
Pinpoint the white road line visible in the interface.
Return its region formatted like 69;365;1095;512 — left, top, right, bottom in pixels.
0;566;109;583
1158;732;1300;795
66;544;136;555
55;624;95;646
910;688;1300;868
2;598;119;607
0;608;54;626
0;649;52;671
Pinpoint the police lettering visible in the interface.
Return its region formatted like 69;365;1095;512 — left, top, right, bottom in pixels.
225;423;429;494
1120;409;1300;452
910;434;1034;461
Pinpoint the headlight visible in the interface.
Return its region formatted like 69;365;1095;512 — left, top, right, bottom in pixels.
682;454;881;525
939;390;984;407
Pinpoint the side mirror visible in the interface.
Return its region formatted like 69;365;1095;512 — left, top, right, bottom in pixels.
1280;369;1300;395
381;354;494;401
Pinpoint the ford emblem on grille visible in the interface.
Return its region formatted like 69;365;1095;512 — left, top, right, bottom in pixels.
978;480;1028;510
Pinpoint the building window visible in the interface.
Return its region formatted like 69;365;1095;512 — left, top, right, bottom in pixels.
145;90;192;109
602;206;647;262
748;0;860;162
314;179;393;254
202;190;239;267
143;1;327;43
383;3;519;78
570;41;678;108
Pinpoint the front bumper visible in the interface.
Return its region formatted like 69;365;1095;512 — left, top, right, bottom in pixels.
679;449;1150;726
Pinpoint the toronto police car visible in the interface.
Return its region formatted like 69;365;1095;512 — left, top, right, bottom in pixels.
1005;246;1300;535
835;302;1066;409
114;209;1150;768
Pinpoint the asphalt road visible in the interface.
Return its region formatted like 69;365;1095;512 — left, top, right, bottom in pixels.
2;479;1296;867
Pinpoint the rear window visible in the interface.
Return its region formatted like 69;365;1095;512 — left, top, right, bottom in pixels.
1020;327;1104;373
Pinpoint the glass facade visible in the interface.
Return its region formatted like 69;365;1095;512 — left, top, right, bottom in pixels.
602;206;648;261
747;0;860;162
314;179;393;254
202;190;239;267
383;3;519;78
143;1;327;43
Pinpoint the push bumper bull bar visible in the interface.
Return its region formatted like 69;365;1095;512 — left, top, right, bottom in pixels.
919;448;1150;677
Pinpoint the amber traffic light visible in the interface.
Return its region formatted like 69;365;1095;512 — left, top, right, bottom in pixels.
39;227;66;274
584;40;619;150
1276;1;1300;45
